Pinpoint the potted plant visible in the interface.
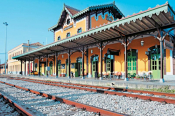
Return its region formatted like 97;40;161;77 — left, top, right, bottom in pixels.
135;74;140;80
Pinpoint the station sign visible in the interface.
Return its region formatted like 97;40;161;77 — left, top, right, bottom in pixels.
164;39;174;51
64;24;73;31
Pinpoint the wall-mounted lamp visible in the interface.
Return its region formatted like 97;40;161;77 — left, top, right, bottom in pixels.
130;48;132;52
155;44;157;48
91;50;93;53
62;55;64;58
145;51;149;56
141;37;144;46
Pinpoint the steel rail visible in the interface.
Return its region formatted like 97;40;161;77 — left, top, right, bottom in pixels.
0;92;34;116
0;81;124;116
13;78;175;104
17;78;175;98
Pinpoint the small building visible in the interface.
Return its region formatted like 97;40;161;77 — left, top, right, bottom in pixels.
0;63;8;74
8;41;42;75
13;2;175;81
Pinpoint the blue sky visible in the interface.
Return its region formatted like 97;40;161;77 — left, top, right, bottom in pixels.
0;0;175;63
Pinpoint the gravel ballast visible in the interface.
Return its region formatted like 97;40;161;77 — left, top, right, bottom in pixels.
1;78;175;116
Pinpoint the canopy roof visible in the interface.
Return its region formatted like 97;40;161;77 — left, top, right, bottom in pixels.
13;2;175;60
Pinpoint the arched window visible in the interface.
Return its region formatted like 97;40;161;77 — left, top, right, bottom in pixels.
67;19;70;25
77;28;82;33
57;36;61;40
66;32;70;37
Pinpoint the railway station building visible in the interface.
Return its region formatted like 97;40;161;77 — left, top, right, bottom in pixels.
13;2;175;82
8;42;42;75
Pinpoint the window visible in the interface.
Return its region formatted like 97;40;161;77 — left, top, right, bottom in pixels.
57;36;61;40
77;28;82;33
66;32;70;37
67;19;70;25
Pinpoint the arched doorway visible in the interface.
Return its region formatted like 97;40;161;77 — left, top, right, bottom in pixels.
127;49;137;77
49;61;53;75
105;54;114;73
91;55;99;78
57;60;61;76
75;57;82;77
150;45;160;79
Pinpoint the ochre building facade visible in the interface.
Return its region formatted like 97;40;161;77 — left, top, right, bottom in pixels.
13;2;175;81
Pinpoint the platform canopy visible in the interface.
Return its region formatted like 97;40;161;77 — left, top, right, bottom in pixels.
13;2;175;60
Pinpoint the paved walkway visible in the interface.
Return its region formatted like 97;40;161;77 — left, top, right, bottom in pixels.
2;74;175;89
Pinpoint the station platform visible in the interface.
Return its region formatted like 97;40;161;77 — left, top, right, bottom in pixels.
2;74;175;90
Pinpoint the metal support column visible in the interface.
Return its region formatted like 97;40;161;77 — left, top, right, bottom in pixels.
38;57;40;77
20;60;22;75
33;59;35;76
159;29;164;83
68;49;71;78
82;46;85;79
29;60;30;76
86;47;89;77
33;59;35;71
124;37;128;81
24;60;26;76
56;53;58;78
100;41;103;80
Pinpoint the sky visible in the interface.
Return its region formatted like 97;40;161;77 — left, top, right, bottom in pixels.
0;0;175;63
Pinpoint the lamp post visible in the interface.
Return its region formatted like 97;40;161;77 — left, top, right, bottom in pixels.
3;22;8;74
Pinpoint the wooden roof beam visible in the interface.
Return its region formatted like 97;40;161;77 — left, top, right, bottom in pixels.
110;28;125;36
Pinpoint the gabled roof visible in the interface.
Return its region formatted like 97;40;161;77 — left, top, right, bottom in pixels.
48;1;125;31
65;5;80;16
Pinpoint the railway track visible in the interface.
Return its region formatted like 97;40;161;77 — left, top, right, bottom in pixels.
0;79;124;116
0;93;31;116
13;77;175;104
1;77;175;115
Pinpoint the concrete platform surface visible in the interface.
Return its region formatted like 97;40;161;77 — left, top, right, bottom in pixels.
1;74;175;90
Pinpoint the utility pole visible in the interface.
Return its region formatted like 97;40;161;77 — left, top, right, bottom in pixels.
3;22;8;74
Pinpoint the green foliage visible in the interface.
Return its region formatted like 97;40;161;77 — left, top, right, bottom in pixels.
136;86;175;94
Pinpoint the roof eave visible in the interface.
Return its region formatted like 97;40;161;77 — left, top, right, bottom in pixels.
16;3;174;60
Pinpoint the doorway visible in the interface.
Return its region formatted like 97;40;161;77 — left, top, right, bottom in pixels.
49;61;53;75
127;49;136;77
75;57;82;77
105;54;114;73
150;46;160;79
91;55;98;78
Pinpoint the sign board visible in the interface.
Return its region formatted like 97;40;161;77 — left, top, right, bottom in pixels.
164;39;174;51
107;48;120;56
106;16;112;22
64;25;73;31
46;67;50;71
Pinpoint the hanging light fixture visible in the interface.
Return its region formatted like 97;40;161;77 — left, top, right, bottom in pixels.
62;55;64;58
141;36;144;46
